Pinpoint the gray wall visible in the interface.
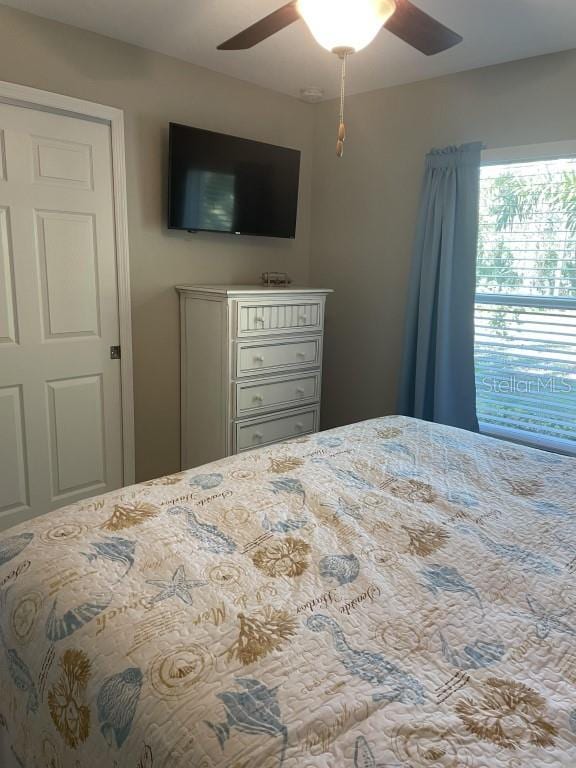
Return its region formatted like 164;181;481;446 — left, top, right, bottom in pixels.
310;48;576;429
0;6;316;480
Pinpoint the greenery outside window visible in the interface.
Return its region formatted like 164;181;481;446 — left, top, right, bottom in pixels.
475;143;576;455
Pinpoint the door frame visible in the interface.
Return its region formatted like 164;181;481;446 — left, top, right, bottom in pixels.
0;80;135;484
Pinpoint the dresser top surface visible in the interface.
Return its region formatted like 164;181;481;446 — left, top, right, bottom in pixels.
176;284;333;296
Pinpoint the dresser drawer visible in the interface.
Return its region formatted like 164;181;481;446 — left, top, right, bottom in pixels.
235;336;322;378
236;298;324;337
235;406;319;452
235;372;320;417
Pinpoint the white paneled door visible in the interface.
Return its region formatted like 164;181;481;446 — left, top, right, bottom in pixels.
0;102;125;529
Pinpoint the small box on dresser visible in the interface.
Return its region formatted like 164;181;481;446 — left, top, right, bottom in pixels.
177;284;333;469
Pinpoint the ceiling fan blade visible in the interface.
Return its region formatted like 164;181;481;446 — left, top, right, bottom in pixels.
384;0;462;55
218;2;301;50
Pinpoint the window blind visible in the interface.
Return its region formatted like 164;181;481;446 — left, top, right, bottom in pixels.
475;157;576;453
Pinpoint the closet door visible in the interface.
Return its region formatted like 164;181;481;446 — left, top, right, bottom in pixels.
0;102;124;529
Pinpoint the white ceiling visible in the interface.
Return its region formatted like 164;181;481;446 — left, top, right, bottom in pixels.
4;0;576;100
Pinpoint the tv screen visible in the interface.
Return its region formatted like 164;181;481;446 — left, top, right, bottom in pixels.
168;123;301;238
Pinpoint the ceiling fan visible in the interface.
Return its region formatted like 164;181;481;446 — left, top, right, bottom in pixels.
218;0;463;156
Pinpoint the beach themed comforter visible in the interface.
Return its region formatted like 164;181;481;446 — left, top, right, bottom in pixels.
0;415;575;768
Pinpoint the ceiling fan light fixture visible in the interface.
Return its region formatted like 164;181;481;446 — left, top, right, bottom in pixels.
297;0;396;54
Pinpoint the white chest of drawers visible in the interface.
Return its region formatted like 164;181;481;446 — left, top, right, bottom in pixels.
177;285;332;469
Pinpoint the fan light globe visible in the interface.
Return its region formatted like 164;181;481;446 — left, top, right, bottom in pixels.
298;0;396;53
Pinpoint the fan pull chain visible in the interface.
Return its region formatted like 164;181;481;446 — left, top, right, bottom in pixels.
336;51;348;158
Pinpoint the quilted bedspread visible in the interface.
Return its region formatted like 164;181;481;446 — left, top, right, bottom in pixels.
1;416;575;768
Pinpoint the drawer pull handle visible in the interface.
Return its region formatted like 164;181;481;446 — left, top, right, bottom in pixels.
253;394;264;403
254;355;265;363
253;432;264;442
298;315;307;323
255;316;265;324
296;387;305;396
295;422;304;432
296;351;306;359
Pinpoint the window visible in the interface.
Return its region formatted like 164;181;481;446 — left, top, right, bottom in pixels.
475;145;576;455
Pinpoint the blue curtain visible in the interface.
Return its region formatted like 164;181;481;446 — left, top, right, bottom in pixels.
398;142;482;431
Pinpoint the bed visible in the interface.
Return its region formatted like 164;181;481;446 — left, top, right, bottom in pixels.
0;415;575;767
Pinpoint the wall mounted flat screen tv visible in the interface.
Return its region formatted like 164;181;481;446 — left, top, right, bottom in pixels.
168;123;301;238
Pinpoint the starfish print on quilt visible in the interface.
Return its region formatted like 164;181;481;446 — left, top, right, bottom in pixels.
146;565;208;607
